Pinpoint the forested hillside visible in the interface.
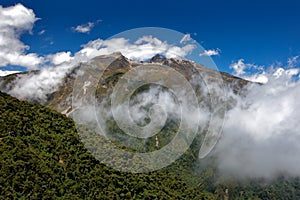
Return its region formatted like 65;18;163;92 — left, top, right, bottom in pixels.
0;91;214;199
2;91;300;199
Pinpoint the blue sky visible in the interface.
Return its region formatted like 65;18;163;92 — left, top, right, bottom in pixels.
1;0;300;75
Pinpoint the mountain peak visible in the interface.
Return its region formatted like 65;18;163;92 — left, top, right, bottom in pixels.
149;54;167;63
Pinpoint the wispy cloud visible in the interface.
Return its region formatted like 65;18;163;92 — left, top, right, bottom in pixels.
180;34;191;44
38;29;45;35
72;20;100;33
287;55;299;67
199;48;220;57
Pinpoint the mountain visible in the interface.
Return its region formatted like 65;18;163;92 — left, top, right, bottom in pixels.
2;54;300;199
0;52;249;163
0;52;249;115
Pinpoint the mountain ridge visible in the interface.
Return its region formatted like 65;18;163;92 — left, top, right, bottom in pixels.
0;53;249;115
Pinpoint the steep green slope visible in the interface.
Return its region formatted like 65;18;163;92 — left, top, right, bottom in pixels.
2;90;300;200
0;91;214;199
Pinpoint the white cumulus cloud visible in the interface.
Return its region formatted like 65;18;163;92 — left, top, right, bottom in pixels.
230;57;300;83
72;22;95;33
0;4;44;69
230;59;250;75
47;51;73;65
199;49;220;57
77;35;195;61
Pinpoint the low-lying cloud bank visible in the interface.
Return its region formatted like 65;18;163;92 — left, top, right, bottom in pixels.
215;59;300;179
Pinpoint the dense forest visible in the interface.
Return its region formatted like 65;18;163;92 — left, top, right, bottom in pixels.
1;91;300;199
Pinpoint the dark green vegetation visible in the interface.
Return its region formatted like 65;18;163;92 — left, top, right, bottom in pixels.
0;91;213;199
2;91;300;199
